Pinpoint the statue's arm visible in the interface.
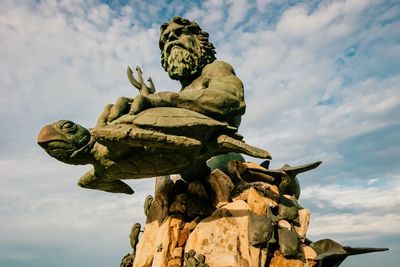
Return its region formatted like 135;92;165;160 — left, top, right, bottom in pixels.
131;61;245;124
177;61;245;121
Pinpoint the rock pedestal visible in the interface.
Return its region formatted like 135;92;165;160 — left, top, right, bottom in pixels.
129;161;317;267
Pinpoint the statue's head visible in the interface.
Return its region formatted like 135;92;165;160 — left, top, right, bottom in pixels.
159;16;216;83
37;120;92;164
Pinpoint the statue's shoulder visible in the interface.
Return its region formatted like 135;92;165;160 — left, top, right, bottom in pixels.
202;60;236;78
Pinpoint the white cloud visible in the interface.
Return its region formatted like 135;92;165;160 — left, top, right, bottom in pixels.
0;0;399;266
0;154;154;261
302;177;400;241
226;0;252;30
276;0;372;44
256;0;272;12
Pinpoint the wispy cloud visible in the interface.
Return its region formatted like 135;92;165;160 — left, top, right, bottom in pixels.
0;0;399;266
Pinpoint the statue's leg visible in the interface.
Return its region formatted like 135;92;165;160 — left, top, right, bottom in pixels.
78;170;134;194
96;97;132;126
108;97;132;122
96;104;113;126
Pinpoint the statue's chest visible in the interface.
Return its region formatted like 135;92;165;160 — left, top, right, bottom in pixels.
182;76;207;91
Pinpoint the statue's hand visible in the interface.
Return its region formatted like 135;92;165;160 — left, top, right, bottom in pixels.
96;97;132;126
129;95;151;115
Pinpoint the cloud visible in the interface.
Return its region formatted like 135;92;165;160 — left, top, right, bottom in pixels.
301;176;400;251
0;0;399;266
226;0;252;30
0;153;154;265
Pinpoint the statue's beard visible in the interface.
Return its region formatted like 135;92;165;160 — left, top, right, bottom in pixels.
165;47;201;81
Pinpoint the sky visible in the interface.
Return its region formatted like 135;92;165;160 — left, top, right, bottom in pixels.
0;0;399;266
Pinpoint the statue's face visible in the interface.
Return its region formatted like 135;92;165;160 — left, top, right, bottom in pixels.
160;23;201;81
37;120;91;163
161;23;198;54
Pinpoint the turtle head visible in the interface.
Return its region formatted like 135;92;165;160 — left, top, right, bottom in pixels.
37;120;93;165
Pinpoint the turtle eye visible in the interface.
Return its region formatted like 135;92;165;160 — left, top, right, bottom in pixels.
61;121;76;132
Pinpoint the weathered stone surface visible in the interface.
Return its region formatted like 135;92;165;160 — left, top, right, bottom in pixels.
232;182;280;204
155;176;174;207
205;169;234;208
188;180;209;200
268;184;280;195
278;219;292;230
249;246;268;267
186;197;214;218
232;188;249;202
171;247;183;258
301;244;317;260
270;251;315;267
247;187;277;215
151;216;185;267
185;200;252;266
294;208;310;239
177;223;191;247
167;258;182;267
243;162;268;171
169;193;188;215
133;200;168;267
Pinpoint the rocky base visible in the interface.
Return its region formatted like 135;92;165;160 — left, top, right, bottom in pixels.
125;161;317;267
122;160;387;267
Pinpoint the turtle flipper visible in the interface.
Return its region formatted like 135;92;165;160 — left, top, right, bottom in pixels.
217;134;271;159
78;170;134;194
92;124;202;150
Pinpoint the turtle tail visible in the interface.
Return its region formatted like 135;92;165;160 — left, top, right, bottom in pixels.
217;134;271;159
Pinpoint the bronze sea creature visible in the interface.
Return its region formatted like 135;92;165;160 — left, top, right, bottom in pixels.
37;108;270;194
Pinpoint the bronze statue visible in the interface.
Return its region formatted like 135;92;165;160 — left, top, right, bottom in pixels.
37;16;389;266
119;253;134;267
37;16;270;194
105;16;246;128
309;239;388;267
98;16;245;130
37;112;269;194
184;249;198;267
143;195;154;216
129;223;141;252
248;207;279;247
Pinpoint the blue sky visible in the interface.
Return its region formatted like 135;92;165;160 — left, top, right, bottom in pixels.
0;0;399;266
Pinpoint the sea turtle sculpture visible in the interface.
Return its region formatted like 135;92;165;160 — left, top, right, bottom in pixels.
37;107;270;194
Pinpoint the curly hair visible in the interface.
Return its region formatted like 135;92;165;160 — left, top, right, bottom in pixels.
159;16;216;73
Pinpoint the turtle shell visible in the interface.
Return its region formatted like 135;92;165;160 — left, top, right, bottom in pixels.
92;107;237;151
111;107;236;138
